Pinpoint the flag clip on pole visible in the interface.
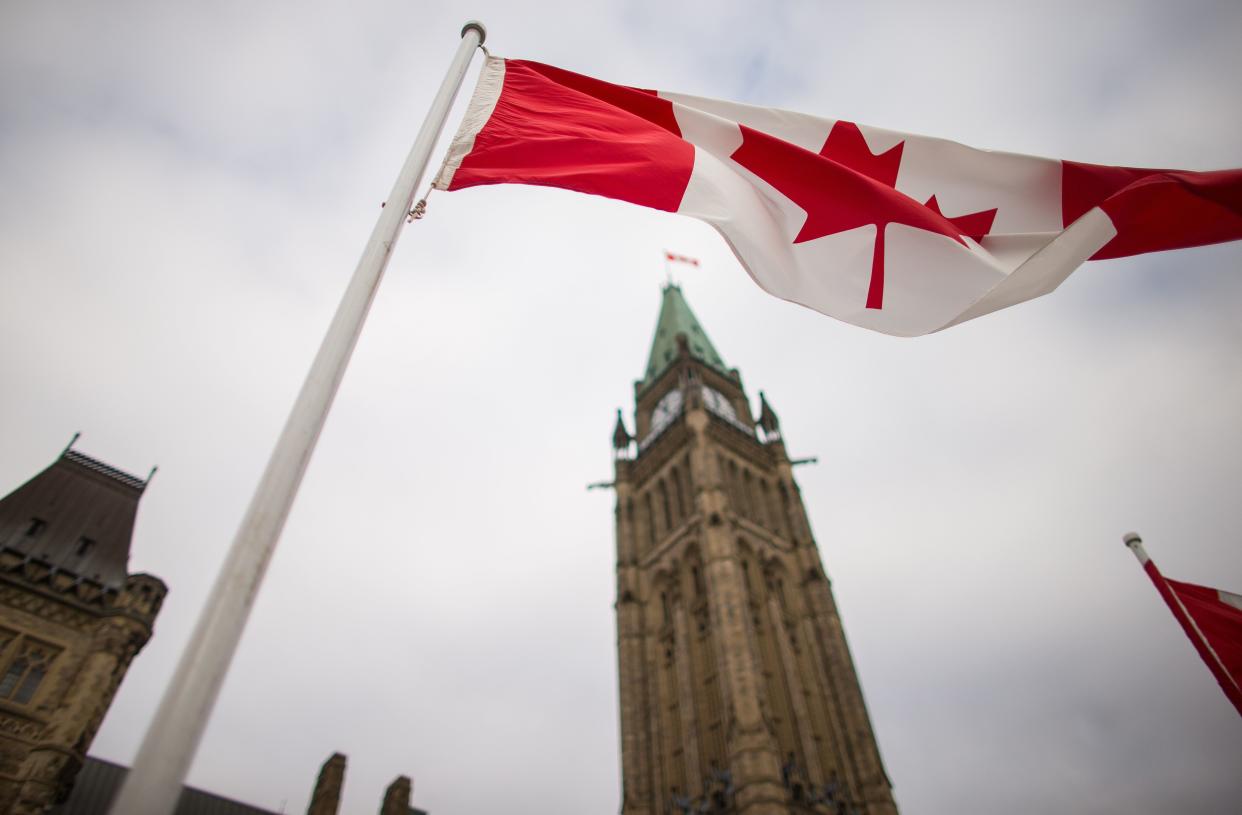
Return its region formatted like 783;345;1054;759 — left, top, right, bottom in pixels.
109;21;486;815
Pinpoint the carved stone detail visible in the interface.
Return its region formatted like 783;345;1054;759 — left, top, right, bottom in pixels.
0;712;44;742
0;584;93;629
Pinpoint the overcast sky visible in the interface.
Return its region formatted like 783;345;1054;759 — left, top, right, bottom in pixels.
2;1;1241;813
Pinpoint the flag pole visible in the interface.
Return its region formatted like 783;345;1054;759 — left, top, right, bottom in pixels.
108;21;486;815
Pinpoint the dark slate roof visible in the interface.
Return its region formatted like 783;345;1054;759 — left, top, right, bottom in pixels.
641;284;728;388
49;756;279;815
0;449;148;590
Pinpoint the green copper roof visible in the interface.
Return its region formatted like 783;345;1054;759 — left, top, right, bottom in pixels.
641;284;728;386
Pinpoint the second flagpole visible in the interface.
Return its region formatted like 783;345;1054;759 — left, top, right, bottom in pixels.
108;21;487;815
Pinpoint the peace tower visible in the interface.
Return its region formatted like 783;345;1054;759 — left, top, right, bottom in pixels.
610;285;897;815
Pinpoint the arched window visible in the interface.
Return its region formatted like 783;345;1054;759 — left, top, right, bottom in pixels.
758;479;775;533
740;558;756;610
779;482;796;540
645;492;658;550
725;457;735;516
658;479;674;533
0;637;59;706
745;470;765;527
671;465;687;520
738;466;753;520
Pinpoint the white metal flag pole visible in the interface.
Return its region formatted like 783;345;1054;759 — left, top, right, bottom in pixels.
109;21;487;815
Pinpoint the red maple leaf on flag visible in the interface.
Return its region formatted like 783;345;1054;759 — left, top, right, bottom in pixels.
731;121;998;310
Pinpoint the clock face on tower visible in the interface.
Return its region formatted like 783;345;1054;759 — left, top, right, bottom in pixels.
700;386;737;422
651;388;684;430
639;388;685;453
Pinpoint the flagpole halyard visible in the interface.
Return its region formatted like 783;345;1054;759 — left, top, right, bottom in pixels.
108;21;486;815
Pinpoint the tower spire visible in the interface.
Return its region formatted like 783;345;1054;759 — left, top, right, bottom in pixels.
640;284;728;389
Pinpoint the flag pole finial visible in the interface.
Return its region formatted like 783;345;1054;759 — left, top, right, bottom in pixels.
1123;531;1149;565
462;20;487;44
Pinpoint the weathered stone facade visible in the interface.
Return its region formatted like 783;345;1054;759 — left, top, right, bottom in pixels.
0;449;165;813
613;286;897;815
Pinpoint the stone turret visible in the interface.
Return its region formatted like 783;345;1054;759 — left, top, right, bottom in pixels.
302;752;426;815
307;752;346;815
380;775;412;815
757;391;781;441
0;445;166;812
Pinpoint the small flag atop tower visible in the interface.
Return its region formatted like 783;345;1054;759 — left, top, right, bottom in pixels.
664;251;700;267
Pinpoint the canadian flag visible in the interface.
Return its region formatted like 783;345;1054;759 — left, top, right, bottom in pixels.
1125;534;1242;717
434;58;1242;337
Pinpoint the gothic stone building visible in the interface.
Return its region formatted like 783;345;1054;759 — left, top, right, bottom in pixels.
0;448;165;813
611;286;897;815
